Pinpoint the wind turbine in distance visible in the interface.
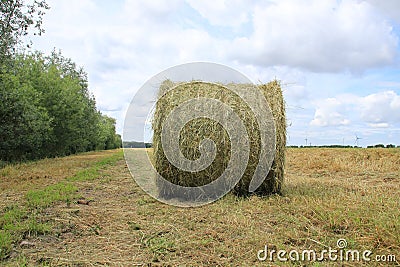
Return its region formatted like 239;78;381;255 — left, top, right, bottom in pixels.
354;134;362;147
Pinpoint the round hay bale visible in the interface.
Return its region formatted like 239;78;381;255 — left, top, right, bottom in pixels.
254;81;286;195
152;80;286;200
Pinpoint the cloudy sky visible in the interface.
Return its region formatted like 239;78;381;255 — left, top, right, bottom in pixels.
29;0;400;147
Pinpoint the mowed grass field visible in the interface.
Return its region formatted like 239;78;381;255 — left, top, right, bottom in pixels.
0;148;399;266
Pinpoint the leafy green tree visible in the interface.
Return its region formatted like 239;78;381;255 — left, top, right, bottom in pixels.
0;0;49;66
115;134;122;149
96;114;121;150
1;49;122;162
0;1;121;163
12;51;100;156
0;71;51;161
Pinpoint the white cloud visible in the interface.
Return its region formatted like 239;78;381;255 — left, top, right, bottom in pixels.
311;91;400;128
32;0;224;131
365;0;400;23
122;0;183;26
228;0;398;72
367;123;389;128
42;0;97;38
310;98;351;126
359;90;400;124
185;0;253;27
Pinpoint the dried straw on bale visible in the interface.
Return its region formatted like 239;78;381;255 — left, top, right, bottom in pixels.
152;80;286;200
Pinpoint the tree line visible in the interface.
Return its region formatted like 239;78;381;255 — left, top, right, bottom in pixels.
1;0;121;163
123;141;153;148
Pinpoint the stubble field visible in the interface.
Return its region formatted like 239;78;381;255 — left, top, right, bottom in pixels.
0;148;399;266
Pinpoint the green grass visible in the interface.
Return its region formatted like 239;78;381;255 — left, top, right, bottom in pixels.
0;206;51;260
149;236;176;254
67;168;99;182
67;150;122;182
0;206;27;227
26;182;78;209
0;209;53;260
95;151;122;167
0;231;13;260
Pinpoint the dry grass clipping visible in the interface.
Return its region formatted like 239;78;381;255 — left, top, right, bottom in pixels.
152;80;286;200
